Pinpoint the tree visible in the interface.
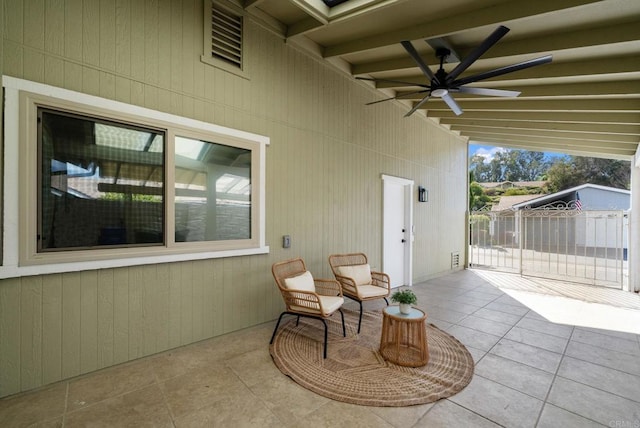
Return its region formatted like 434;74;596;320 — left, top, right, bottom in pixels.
572;156;630;189
545;156;630;192
511;151;547;181
469;182;491;210
503;188;529;196
469;149;550;182
469;154;491;182
544;159;580;192
488;155;504;182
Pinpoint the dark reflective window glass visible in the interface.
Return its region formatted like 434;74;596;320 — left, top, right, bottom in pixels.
38;109;165;251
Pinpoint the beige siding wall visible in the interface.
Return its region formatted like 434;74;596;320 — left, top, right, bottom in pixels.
0;0;467;397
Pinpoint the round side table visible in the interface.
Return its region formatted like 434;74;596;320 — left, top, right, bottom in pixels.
379;305;429;367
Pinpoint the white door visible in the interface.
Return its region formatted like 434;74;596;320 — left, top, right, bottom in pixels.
382;175;413;288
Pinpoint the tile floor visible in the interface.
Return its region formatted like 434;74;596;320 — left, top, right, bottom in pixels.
1;269;640;427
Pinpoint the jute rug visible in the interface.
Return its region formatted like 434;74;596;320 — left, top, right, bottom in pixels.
269;308;474;407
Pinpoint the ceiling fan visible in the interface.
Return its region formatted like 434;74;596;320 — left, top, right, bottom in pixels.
357;26;552;117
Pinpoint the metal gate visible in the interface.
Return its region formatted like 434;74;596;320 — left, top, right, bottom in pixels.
469;202;628;289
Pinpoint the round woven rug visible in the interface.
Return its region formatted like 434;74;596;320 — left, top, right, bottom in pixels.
269;308;474;407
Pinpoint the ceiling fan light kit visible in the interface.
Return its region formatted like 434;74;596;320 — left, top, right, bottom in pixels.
359;25;552;117
431;88;448;97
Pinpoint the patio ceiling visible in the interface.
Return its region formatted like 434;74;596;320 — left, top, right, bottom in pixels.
244;0;640;160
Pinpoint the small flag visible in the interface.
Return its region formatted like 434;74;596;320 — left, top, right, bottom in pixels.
575;192;582;211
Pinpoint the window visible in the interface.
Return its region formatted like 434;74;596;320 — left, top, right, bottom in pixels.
201;1;249;79
174;136;251;242
2;77;268;277
39;109;165;251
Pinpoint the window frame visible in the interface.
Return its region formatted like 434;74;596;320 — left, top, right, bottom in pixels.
168;127;261;250
37;106;168;252
2;76;269;278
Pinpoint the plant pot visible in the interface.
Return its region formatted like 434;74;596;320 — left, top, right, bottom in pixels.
399;303;411;315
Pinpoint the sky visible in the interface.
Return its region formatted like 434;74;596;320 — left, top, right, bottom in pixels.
469;144;564;163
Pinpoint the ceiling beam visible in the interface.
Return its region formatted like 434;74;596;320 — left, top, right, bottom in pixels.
287;16;325;38
243;0;267;8
454;125;639;143
419;98;640;112
460;20;640;60
427;110;640;124
289;0;329;24
462;131;636;148
323;0;600;57
472;140;634;160
371;56;640;88
394;81;640;100
440;118;640;135
464;134;637;157
352;20;640;74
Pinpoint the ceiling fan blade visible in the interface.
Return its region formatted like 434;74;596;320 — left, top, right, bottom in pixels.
404;95;432;117
355;76;430;88
365;89;430;105
451;55;553;86
441;93;463;116
456;87;521;97
446;26;510;83
400;41;439;85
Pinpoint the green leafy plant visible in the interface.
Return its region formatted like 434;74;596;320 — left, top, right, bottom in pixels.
390;289;417;305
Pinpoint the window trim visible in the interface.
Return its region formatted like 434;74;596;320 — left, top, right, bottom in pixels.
1;76;269;279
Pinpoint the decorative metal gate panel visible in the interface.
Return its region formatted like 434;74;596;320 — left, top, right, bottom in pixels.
469;202;628;289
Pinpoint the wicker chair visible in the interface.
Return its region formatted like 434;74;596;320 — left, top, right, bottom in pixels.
328;253;390;333
270;257;346;358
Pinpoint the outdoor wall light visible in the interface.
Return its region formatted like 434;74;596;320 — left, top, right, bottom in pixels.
418;186;427;202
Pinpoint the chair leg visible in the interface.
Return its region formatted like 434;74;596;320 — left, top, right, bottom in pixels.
296;315;300;326
322;319;328;359
357;301;363;334
384;297;389;306
339;309;346;337
270;312;288;344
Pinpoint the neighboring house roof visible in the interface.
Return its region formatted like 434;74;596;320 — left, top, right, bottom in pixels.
479;181;547;189
511;184;630;210
491;195;541;211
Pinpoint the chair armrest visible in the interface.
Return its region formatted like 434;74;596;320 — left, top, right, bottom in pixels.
281;289;324;314
314;279;343;297
334;274;358;297
371;271;391;291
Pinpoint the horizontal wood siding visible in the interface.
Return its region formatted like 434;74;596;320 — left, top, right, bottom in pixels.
0;0;467;397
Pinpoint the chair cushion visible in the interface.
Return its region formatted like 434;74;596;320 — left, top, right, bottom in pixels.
337;264;372;286
290;295;343;316
284;271;315;292
318;295;344;315
357;285;389;299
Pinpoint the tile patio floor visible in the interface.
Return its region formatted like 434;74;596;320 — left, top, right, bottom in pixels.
1;269;639;427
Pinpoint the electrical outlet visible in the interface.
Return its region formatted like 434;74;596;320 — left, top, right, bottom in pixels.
283;235;291;248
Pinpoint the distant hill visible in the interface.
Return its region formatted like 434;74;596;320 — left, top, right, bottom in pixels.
472;180;548;211
477;181;547;190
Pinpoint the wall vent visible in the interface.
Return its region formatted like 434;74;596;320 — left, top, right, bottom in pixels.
451;251;460;269
210;2;243;69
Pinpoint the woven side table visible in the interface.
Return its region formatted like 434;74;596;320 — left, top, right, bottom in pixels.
379;306;429;367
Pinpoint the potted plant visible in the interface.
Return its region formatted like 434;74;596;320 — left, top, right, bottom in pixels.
390;289;417;315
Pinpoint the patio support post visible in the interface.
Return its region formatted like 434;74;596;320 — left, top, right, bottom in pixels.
517;210;523;276
630;150;640;292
